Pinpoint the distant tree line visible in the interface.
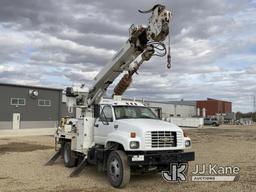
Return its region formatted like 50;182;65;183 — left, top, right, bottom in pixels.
236;112;256;122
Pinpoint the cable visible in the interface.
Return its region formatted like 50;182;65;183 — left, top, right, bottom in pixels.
147;33;171;69
167;31;171;69
147;41;167;57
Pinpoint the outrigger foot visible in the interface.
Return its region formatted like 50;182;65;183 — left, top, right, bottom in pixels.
45;149;62;166
70;156;88;177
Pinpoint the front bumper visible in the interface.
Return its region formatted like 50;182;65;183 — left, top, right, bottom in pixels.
128;151;195;166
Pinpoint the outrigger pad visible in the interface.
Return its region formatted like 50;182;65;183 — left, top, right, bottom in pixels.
70;157;88;177
45;149;61;166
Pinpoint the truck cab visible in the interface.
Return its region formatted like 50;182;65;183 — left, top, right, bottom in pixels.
95;99;192;151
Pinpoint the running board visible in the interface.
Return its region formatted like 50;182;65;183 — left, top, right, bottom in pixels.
70;156;88;177
45;149;62;166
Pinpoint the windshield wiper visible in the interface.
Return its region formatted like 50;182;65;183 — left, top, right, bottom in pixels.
139;116;155;119
119;116;134;119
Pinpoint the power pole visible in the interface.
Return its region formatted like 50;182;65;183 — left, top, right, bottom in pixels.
252;95;256;122
254;95;256;113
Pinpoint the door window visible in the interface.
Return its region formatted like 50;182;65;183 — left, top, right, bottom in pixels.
100;105;113;122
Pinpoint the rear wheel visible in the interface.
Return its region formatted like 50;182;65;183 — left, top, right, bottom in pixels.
63;142;76;168
212;122;217;126
107;150;130;188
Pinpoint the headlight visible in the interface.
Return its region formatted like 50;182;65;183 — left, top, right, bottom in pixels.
130;141;140;149
185;140;191;147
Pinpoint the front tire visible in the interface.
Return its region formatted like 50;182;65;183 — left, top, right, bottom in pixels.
63;142;76;168
107;150;130;188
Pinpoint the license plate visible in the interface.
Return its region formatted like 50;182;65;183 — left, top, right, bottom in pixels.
132;155;144;161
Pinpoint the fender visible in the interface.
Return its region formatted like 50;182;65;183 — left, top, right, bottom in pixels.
105;130;141;151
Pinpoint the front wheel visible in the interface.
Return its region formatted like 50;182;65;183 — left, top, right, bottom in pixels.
107;150;130;188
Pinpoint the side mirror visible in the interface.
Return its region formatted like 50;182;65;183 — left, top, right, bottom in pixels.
100;114;109;125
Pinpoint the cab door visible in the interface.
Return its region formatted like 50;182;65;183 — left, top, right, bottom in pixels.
94;105;115;145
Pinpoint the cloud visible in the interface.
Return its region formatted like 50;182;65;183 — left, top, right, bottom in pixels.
0;0;255;112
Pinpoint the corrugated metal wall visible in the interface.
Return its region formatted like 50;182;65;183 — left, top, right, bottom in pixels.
0;84;62;130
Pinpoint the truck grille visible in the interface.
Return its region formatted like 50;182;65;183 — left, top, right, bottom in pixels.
145;131;177;148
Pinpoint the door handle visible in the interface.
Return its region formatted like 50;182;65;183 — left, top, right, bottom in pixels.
95;124;99;127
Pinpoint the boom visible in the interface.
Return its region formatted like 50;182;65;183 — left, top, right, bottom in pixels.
66;4;172;107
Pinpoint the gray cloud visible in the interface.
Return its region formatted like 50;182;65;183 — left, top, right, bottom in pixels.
0;0;255;112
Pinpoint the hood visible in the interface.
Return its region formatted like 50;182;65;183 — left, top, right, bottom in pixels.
117;118;182;132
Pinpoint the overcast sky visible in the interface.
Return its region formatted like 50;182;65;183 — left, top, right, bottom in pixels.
0;0;255;112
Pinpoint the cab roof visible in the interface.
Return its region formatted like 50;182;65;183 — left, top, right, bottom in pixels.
100;98;145;107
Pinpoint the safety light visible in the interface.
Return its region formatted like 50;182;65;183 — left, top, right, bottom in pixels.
130;132;136;138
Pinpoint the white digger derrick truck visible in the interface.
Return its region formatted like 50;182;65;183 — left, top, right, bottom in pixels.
46;4;195;188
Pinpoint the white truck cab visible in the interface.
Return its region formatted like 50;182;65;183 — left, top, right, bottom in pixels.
95;99;192;151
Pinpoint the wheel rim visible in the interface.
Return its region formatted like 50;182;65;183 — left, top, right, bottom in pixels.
109;157;120;181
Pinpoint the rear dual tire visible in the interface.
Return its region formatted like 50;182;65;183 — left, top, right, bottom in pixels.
63;142;76;168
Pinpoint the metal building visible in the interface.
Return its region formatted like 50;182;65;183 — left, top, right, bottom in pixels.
0;82;202;133
143;100;197;119
0;83;66;130
102;97;197;119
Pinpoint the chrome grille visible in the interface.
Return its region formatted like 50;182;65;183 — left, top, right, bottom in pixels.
145;131;177;148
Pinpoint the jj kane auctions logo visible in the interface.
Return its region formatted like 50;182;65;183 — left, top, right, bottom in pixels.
162;163;240;182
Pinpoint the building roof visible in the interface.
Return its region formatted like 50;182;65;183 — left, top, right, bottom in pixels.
165;100;196;106
197;98;232;103
0;82;63;91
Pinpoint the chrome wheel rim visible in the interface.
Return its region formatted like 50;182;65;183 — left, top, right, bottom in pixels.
109;158;120;181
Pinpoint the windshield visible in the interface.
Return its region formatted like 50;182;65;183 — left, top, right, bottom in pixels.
114;106;158;120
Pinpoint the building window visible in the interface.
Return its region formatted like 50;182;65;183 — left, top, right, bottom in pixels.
177;114;181;117
10;98;26;106
38;99;51;107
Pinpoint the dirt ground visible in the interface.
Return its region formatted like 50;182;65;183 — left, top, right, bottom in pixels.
0;125;256;192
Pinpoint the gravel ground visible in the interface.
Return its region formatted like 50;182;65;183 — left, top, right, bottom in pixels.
0;125;256;192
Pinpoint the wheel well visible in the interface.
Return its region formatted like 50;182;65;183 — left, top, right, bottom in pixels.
106;141;125;151
59;138;71;144
58;138;72;150
103;142;126;174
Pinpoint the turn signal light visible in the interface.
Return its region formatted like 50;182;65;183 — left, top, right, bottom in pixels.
130;132;136;138
183;129;189;137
